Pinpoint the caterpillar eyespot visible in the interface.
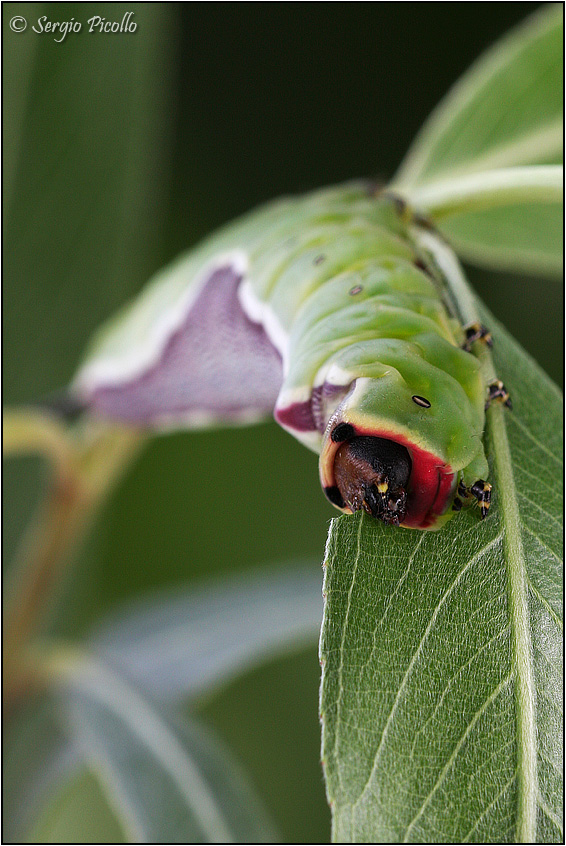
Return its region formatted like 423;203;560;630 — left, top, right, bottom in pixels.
75;182;510;530
412;395;431;409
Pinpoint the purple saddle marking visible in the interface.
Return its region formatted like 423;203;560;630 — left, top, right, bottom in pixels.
275;382;352;434
86;265;283;426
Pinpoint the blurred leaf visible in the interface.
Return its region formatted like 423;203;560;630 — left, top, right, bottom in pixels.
93;562;322;701
407;165;562;218
439;202;563;278
404;165;563;278
8;565;322;841
7;562;313;845
199;646;331;845
393;5;563;279
2;1;40;218
58;655;276;843
4;2;176;404
28;766;127;844
3;694;78;843
319;311;562;842
3;0;178;650
394;6;563;187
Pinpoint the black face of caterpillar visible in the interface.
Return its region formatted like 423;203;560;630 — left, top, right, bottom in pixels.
332;435;412;526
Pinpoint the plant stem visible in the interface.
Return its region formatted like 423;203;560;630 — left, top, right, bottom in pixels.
3;415;144;708
3;478;92;707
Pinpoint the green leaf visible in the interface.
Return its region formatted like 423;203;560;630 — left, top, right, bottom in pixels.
4;2;175;404
7;575;299;846
319;311;563;842
439;202;563;279
405;165;563;220
394;6;563;188
20;565;320;841
58;656;276;843
28;767;127;844
2;694;75;842
392;5;563;278
93;563;322;701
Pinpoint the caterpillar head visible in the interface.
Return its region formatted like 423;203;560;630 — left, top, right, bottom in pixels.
332;433;411;525
318;377;458;530
323;423;411;526
319;377;414;526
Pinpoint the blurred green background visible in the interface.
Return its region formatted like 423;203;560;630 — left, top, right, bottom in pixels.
3;3;561;842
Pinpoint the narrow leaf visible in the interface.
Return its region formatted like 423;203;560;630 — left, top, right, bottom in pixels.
58;656;276;843
320;311;562;842
407;165;563;220
394;6;563;189
93;563;322;701
410;166;563;279
2;694;79;843
28;766;127;844
392;5;563;279
4;2;175;404
438;202;563;278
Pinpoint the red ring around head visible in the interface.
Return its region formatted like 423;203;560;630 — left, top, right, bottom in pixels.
320;419;455;528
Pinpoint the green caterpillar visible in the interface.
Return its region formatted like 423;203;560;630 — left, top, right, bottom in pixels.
74;182;510;529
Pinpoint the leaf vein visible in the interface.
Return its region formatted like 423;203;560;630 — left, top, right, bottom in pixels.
359;534;426;677
537;792;563;833
523;525;562;568
538;749;563;779
525;574;563;631
514;461;559;498
508;415;562;464
352;534;501;813
333;516;364;794
461;772;517;842
409;625;511;757
402;673;514;842
517;493;562;531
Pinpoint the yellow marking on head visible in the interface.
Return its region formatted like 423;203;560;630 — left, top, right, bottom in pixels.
377;481;389;494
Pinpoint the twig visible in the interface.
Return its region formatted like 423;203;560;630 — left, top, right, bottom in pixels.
3;412;145;708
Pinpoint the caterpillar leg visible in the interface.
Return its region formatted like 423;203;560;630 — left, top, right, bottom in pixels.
469;480;492;519
486;379;512;410
451;479;469;513
453;478;492;519
462;322;493;351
